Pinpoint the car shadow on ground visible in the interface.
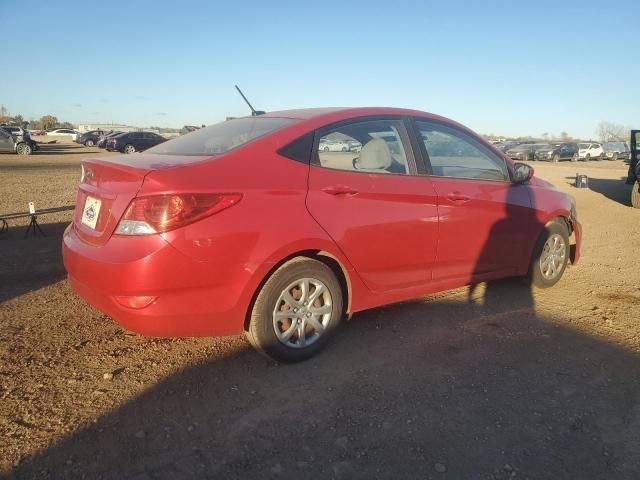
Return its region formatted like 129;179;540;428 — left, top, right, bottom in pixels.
0;221;69;303
9;279;640;479
34;143;101;156
585;177;631;206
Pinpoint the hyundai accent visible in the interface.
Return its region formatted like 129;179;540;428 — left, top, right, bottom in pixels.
63;108;581;362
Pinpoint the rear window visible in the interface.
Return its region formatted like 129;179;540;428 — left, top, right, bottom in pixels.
147;117;298;156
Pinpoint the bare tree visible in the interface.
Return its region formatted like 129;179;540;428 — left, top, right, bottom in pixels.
596;121;629;142
0;105;8;124
560;131;570;141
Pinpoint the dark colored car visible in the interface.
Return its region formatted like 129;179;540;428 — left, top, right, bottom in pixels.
506;143;548;161
535;142;579;162
97;131;123;148
76;130;106;147
105;131;166;154
630;130;639;208
0;127;38;155
602;141;630;161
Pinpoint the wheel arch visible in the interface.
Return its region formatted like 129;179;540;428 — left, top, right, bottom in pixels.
242;249;353;331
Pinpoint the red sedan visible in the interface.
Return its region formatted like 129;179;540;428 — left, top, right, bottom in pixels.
63;108;581;362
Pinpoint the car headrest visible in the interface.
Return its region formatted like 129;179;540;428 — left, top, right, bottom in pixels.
358;138;392;171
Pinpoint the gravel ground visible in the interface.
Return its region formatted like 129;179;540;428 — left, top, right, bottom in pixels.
1;141;639;479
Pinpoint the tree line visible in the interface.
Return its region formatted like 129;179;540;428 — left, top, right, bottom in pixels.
0;105;75;130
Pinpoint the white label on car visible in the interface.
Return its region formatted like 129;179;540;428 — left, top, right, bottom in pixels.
81;196;101;229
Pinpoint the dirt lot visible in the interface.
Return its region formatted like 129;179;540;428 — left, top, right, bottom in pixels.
1;140;640;479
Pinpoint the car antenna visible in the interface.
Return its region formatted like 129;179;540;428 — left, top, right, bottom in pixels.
235;85;265;116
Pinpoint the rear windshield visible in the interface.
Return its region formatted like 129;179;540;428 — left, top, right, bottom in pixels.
147;117;298;156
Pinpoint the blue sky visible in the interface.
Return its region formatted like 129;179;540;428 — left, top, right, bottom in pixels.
1;0;638;138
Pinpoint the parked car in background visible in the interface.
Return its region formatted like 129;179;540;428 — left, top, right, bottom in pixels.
0;125;25;138
63;107;581;362
97;131;123;149
47;128;79;140
631;130;639;207
105;131;166;153
602;141;629;161
535;142;579;162
318;139;350;152
577;142;604;161
76;130;106;147
506;143;549;161
0;127;38;155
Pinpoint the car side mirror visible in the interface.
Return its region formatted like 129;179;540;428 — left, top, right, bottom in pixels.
512;162;534;184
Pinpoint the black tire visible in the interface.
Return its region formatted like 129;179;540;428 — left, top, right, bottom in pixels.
632;181;640;209
584;154;590;162
85;139;94;147
611;153;618;161
16;143;32;155
552;153;560;163
526;220;570;288
571;154;578;162
323;146;329;152
124;144;136;154
341;146;347;152
246;257;343;363
597;153;603;161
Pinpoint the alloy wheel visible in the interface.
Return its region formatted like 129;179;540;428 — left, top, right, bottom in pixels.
272;277;333;349
539;233;566;280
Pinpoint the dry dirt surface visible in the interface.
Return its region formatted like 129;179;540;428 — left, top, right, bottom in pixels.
1;143;640;479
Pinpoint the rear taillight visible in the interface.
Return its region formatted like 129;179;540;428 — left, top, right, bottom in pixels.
114;193;242;235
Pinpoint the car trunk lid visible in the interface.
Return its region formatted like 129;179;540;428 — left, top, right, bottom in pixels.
73;153;211;245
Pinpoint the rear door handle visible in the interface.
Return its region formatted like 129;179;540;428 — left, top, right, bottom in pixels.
322;185;358;196
446;192;471;204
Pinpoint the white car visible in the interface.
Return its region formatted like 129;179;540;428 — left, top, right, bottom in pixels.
577;142;604;161
47;128;79;140
319;139;351;152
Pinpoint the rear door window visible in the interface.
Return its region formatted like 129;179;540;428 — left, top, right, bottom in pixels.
313;118;412;175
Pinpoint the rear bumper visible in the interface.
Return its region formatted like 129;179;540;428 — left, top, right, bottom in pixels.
62;224;248;336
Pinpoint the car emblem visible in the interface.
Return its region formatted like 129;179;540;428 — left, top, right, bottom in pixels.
85;206;96;221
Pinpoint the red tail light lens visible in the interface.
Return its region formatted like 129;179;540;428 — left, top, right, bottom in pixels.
115;193;242;235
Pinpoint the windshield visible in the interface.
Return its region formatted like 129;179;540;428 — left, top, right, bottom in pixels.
578;143;590;149
603;142;625;151
148;117;298;156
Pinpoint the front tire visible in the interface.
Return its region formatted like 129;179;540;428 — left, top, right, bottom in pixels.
85;139;94;147
246;257;343;363
552;153;560;163
124;144;136;154
611;153;618;161
632;181;640;209
527;220;570;288
584;154;591;162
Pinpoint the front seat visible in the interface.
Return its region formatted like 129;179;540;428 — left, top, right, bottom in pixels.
357;138;392;172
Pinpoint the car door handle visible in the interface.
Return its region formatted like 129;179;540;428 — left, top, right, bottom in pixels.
321;185;358;196
446;192;471;204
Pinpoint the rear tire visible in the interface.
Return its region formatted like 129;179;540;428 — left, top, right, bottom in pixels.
246;257;343;363
527;220;570;288
571;154;578;162
85;139;94;147
632;181;640;209
584;154;591;162
611;153;618;161
16;143;32;155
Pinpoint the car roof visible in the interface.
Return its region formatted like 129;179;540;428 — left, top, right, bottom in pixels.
259;107;450;121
